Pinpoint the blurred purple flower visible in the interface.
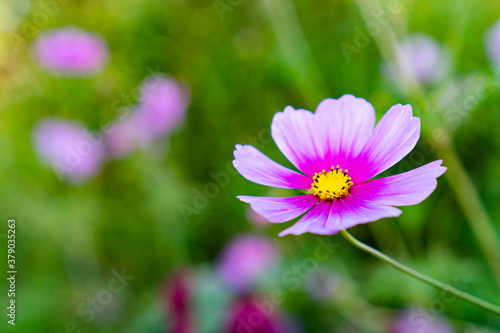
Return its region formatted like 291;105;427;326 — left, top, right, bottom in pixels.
104;109;149;157
33;26;109;76
391;308;455;333
105;75;189;157
386;33;449;86
32;118;106;183
246;206;269;227
485;19;500;66
217;235;279;292
137;75;190;138
225;296;300;333
163;270;194;333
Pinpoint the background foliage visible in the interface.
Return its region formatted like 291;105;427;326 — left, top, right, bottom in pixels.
1;0;500;332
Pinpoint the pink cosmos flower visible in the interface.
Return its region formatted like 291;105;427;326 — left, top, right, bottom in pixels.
233;95;446;236
33;26;109;76
32;118;106;183
485;19;500;66
216;234;279;292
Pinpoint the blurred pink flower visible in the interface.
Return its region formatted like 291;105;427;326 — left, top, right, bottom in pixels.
33;26;109;76
217;235;279;292
105;75;189;157
137;75;190;138
391;308;455;333
225;296;300;333
32;118;106;183
164;270;194;333
385;33;449;86
485;19;500;66
104;109;149;157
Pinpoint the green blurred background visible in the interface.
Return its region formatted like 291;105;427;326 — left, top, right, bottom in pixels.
1;0;500;332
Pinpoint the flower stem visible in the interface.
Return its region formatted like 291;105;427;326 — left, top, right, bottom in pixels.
259;0;329;104
354;0;500;290
339;229;500;316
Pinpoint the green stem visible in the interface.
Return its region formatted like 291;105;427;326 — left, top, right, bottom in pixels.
354;0;500;290
260;0;329;104
339;229;500;316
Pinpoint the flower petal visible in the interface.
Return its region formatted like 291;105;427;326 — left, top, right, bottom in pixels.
350;160;446;206
315;94;376;170
233;144;312;189
271;106;325;177
279;196;402;236
271;95;376;177
237;194;318;223
350;104;420;183
278;201;335;236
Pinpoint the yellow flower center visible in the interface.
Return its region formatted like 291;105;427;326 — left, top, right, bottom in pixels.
311;165;353;200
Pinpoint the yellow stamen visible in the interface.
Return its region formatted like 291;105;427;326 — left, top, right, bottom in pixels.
311;165;353;200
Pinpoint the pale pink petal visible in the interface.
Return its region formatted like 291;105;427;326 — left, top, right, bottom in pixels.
278;201;335;236
351;160;446;206
350;104;420;183
233;144;312;189
315;94;376;171
271;95;376;177
271;106;325;177
237;194;318;223
279;196;402;236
